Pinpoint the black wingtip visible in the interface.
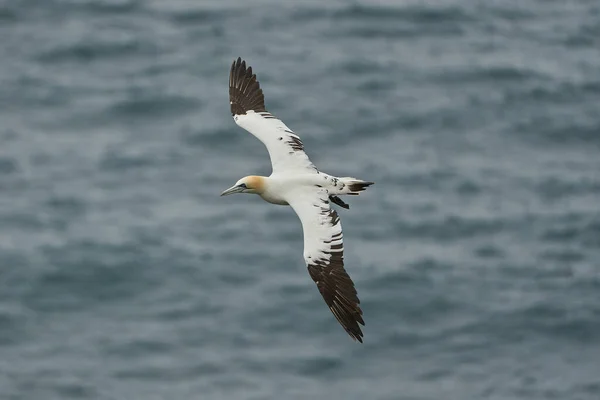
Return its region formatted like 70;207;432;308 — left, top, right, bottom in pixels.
343;317;365;343
309;248;365;344
229;57;266;116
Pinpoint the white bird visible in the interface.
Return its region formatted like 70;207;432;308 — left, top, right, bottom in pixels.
221;57;374;342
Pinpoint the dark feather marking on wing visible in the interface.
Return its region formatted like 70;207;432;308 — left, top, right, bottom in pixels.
329;195;349;209
258;111;276;119
287;135;304;151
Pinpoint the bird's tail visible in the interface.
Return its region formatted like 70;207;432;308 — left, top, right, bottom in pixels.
338;177;374;195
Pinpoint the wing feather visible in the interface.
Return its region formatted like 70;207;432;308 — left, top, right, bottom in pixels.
286;188;365;342
229;57;316;174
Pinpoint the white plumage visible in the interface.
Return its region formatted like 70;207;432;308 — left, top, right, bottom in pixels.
221;57;374;342
234;111;316;173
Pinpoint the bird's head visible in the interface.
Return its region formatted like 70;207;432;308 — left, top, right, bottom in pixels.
220;175;265;196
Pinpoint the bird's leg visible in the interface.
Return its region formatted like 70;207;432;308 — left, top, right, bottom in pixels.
329;195;349;210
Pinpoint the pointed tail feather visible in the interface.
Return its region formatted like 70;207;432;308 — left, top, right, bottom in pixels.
339;178;374;195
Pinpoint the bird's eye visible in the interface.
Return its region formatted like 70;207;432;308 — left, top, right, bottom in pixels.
239;183;247;189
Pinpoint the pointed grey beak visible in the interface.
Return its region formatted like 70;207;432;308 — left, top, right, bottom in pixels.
220;185;245;196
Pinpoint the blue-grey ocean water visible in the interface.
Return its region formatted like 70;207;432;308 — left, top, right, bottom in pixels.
1;0;600;399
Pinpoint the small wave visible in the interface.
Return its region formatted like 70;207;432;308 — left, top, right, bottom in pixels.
582;219;600;249
541;225;581;243
513;118;600;148
338;59;389;75
536;176;600;202
107;95;200;119
474;244;505;259
290;355;343;377
99;147;156;171
540;249;585;263
455;179;482;196
387;169;458;191
334;4;472;23
540;213;600;249
518;302;600;343
363;258;454;294
37;40;153;64
484;4;536;21
392;215;505;242
315;3;472;39
70;0;142;15
433;64;547;85
0;157;18;175
0;304;30;346
342;25;463;39
0;5;18;22
24;241;158;313
168;8;231;25
526;83;588;104
0;211;45;230
102;337;174;359
356;78;396;92
45;195;87;218
564;23;600;48
181;126;240;149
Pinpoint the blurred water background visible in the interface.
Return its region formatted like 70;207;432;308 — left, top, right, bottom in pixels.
1;0;599;399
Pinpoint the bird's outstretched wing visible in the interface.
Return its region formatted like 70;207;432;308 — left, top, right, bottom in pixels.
285;187;364;342
229;57;316;174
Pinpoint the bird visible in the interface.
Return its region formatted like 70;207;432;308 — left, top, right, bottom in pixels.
221;57;374;342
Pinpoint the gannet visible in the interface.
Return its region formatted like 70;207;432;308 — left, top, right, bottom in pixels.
221;57;374;342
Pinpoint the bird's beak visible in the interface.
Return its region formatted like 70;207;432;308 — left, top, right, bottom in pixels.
220;185;245;196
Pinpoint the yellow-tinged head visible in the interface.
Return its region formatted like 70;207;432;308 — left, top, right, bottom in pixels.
220;175;266;196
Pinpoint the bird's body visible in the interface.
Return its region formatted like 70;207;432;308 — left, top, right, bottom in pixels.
221;58;374;342
248;173;370;206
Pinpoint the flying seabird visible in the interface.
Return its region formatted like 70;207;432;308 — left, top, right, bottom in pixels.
221;57;374;342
